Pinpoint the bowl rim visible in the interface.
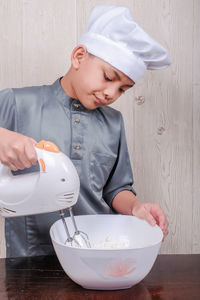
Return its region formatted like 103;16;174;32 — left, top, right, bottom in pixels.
50;214;163;251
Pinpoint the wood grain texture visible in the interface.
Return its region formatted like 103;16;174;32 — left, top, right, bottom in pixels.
0;0;77;258
22;0;77;86
0;255;200;299
193;0;200;253
0;0;199;257
126;0;194;254
0;0;24;258
113;0;195;254
0;0;23;89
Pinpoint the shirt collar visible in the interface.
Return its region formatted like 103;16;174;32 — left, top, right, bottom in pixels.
52;78;93;113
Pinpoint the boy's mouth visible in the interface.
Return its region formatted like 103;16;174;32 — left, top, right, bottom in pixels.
94;95;107;106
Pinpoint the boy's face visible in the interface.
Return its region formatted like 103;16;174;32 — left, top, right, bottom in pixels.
70;46;134;110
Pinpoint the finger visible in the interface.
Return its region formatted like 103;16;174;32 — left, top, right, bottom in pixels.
163;223;169;235
163;220;169;233
2;156;22;171
154;214;168;238
18;152;32;169
159;216;169;235
164;228;169;236
146;203;168;229
162;228;169;242
30;138;37;145
24;140;38;165
144;211;157;226
8;163;18;171
11;159;25;170
157;214;167;230
161;220;169;238
145;204;169;241
2;152;25;170
10;146;31;170
135;207;156;226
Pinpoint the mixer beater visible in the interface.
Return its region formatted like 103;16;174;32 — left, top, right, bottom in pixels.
60;208;91;248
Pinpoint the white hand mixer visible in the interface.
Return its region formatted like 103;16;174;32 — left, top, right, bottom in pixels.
0;140;91;248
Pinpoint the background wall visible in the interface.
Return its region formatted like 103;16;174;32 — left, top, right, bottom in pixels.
0;0;199;257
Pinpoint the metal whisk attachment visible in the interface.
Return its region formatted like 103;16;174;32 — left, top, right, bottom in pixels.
68;207;91;248
59;209;91;248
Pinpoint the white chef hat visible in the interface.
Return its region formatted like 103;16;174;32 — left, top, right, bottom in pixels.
78;5;171;82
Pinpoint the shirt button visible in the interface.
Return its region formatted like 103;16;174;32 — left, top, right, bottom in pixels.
73;103;80;108
75;144;80;150
75;118;80;123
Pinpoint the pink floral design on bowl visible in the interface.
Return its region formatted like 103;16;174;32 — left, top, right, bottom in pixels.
105;258;136;277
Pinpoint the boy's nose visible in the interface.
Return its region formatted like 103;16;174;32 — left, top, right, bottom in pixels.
104;86;118;100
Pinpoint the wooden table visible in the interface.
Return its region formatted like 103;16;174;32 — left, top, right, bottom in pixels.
0;254;199;299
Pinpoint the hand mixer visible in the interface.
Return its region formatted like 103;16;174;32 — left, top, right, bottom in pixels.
0;140;91;248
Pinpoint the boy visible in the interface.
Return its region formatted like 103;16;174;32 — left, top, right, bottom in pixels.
0;5;170;257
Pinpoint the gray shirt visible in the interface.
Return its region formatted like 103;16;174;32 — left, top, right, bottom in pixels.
0;78;135;257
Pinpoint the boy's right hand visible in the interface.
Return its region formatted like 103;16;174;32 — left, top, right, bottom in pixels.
0;128;38;171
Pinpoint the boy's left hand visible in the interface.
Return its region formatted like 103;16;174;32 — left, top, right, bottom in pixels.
131;202;169;240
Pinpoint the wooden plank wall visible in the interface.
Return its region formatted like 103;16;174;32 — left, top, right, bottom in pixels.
0;0;199;257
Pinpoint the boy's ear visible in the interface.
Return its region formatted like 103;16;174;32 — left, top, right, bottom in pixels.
71;45;88;69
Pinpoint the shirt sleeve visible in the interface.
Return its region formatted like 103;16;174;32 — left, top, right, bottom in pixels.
103;113;136;207
0;88;17;130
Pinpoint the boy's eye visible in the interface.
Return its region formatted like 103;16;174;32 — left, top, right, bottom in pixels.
119;88;125;93
104;73;112;81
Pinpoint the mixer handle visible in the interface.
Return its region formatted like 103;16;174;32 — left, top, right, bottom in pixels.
0;160;11;178
35;140;61;173
0;140;60;176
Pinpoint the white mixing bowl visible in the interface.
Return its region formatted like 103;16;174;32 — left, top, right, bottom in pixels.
50;214;163;290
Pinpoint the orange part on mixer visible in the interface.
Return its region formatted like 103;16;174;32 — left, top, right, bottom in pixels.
35;140;45;149
39;158;46;172
35;140;60;153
